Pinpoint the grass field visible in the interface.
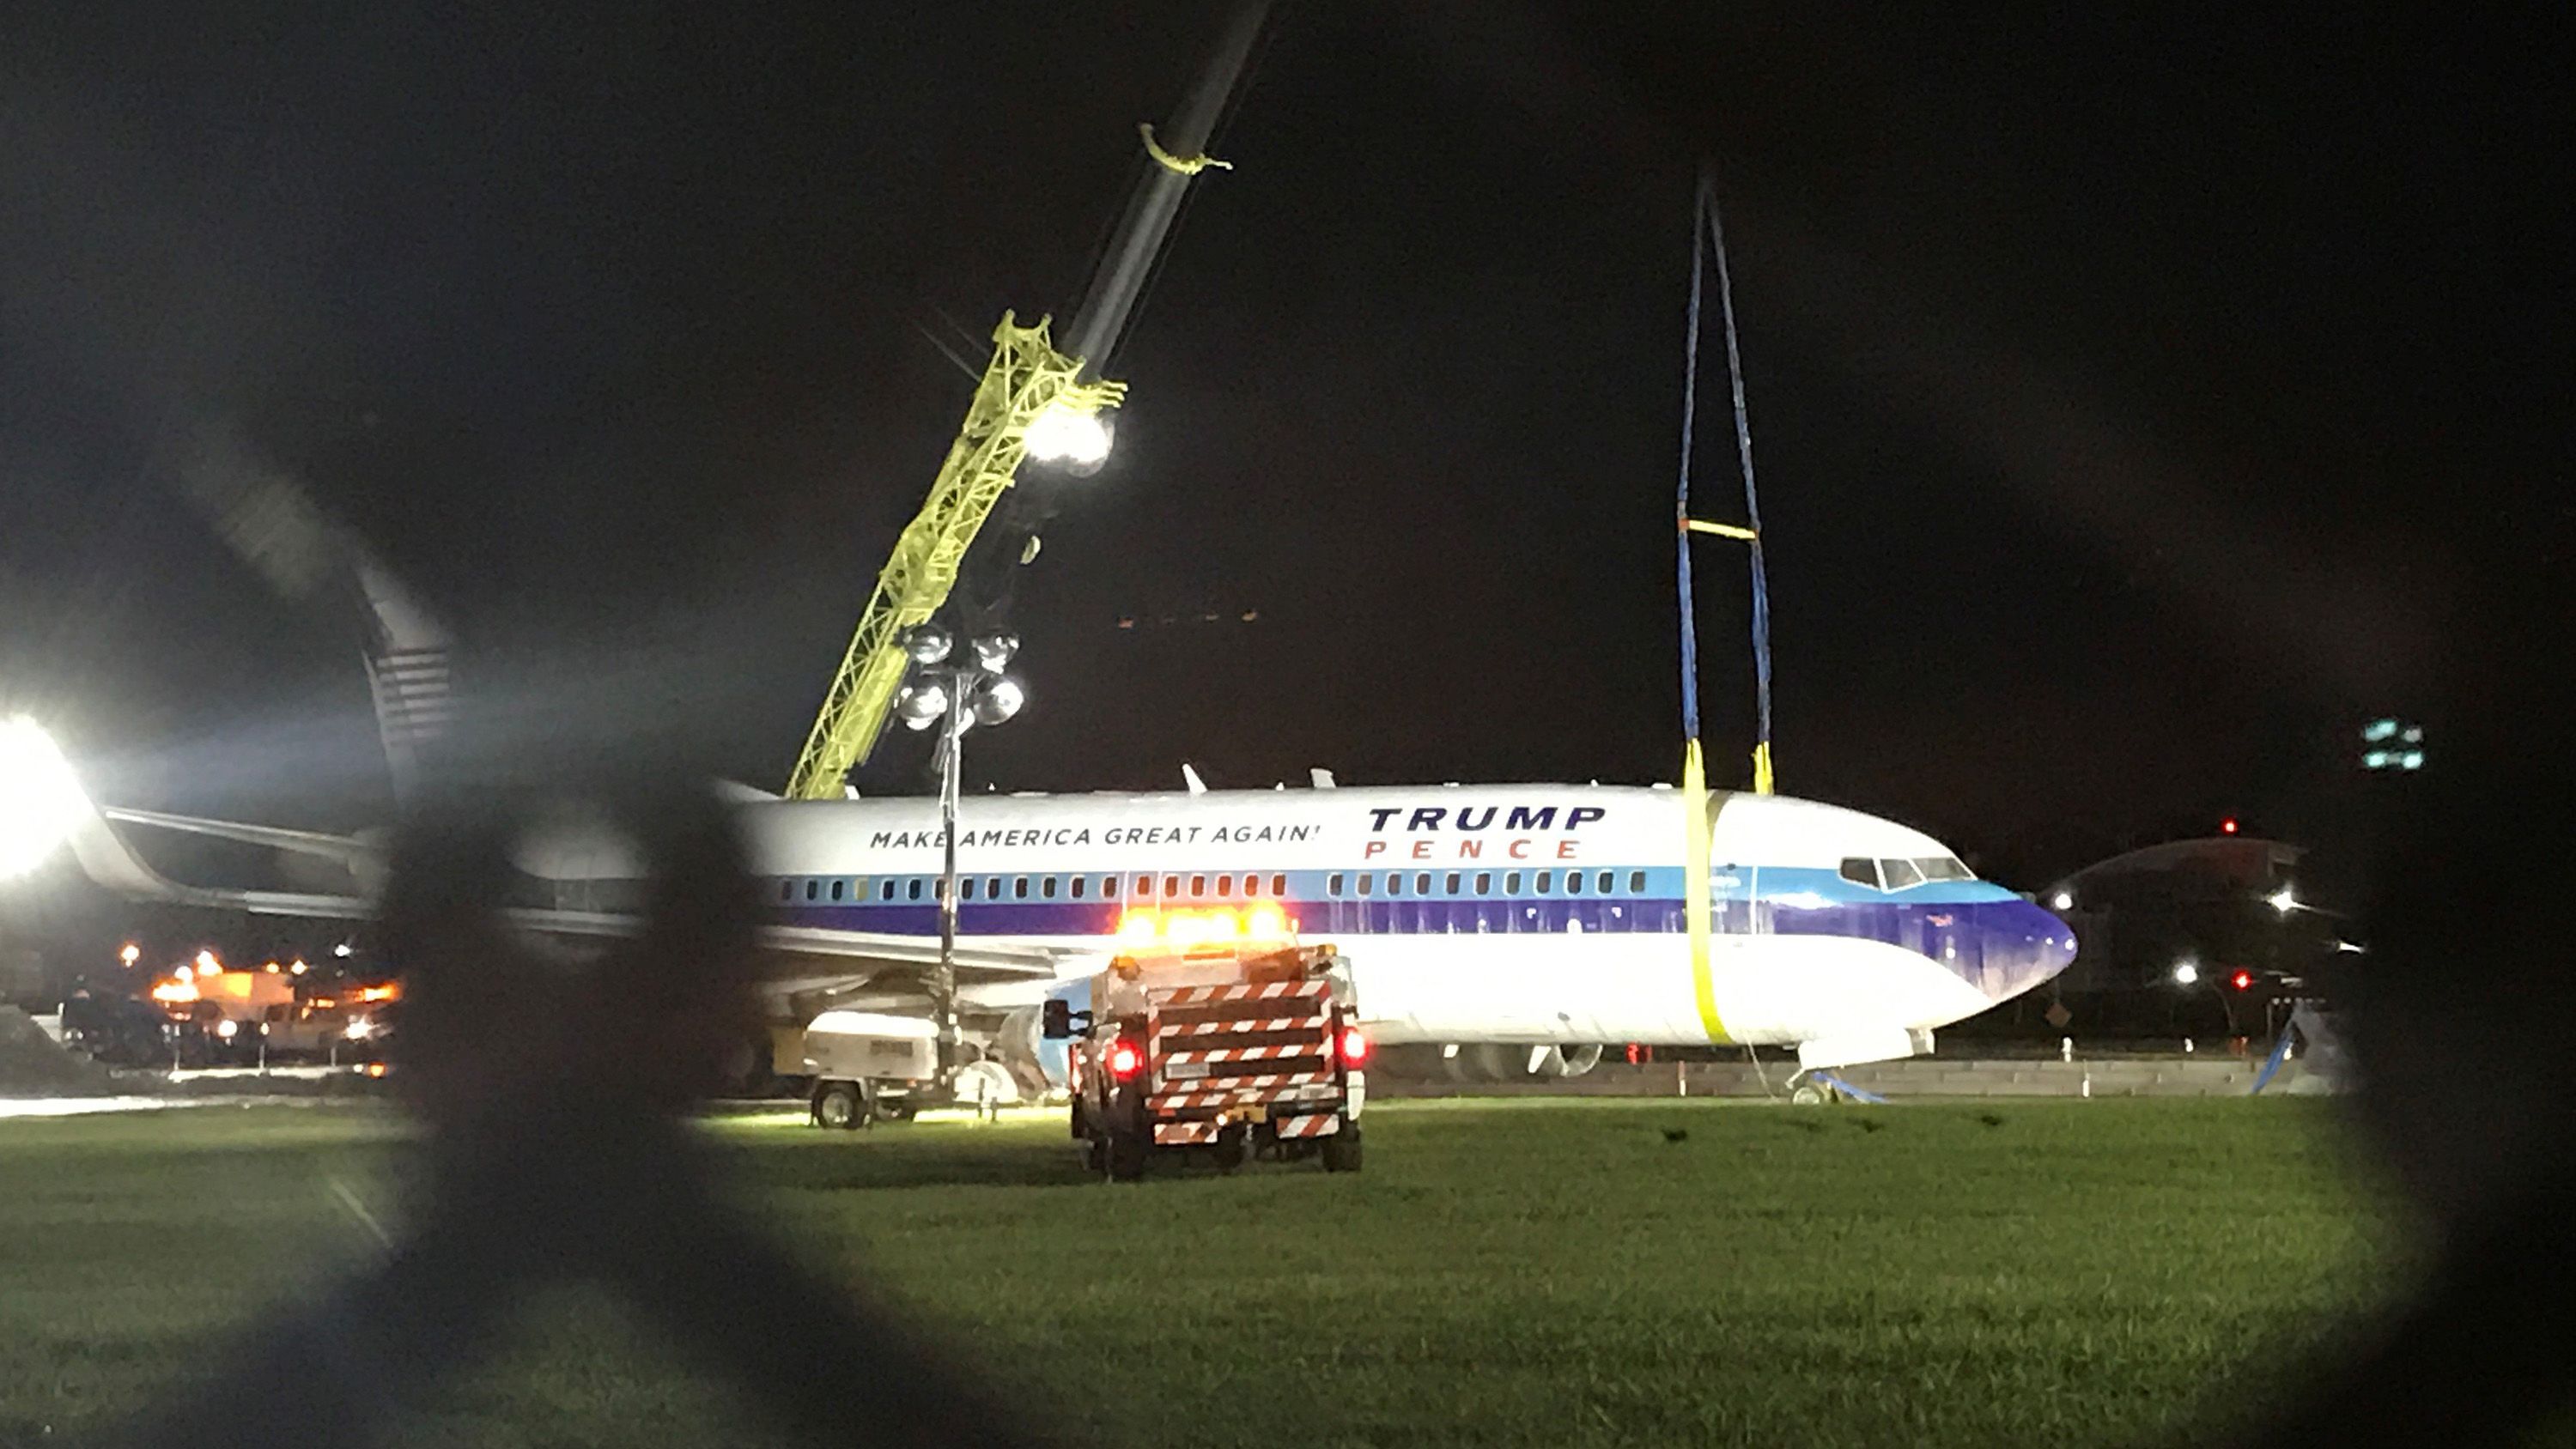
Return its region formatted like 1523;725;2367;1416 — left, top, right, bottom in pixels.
0;1098;2397;1448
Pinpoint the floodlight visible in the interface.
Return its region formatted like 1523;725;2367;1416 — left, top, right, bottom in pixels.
896;682;949;732
971;632;1020;672
902;623;954;665
2172;961;2200;986
0;717;87;880
2267;887;2298;915
972;676;1024;727
2050;890;2075;912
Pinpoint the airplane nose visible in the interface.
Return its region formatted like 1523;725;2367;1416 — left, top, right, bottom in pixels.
1982;899;2081;1002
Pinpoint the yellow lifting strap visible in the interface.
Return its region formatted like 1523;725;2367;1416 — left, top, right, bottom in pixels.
1751;740;1774;796
1681;738;1733;1044
1140;122;1231;176
1684;518;1759;542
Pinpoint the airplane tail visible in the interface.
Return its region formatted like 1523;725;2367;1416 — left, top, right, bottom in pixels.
351;557;453;808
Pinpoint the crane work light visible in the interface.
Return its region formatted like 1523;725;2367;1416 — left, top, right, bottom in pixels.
1023;402;1112;469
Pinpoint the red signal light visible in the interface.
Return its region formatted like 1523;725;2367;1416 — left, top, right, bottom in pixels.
1108;1041;1143;1079
2230;969;2253;991
1337;1026;1370;1068
2221;817;2239;835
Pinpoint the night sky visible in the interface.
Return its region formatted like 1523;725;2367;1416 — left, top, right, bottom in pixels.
2;3;2559;947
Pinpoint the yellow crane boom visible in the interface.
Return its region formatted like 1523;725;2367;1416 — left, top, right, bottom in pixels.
784;2;1271;800
784;313;1123;799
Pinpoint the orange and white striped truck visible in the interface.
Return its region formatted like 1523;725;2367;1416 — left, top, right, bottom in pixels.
1046;941;1367;1179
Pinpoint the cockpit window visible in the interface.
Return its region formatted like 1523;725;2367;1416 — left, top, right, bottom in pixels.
1916;856;1975;882
1879;858;1926;890
1838;858;1880;889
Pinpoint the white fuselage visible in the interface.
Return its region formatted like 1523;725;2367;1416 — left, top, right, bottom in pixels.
716;785;2078;1056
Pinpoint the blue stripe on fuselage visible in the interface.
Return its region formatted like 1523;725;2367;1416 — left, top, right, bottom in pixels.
764;865;2075;1001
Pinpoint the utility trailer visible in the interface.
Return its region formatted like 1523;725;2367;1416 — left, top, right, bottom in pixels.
800;1010;938;1128
1046;942;1366;1180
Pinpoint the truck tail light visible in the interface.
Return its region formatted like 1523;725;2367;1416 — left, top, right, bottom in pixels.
1109;1040;1144;1079
1337;1026;1370;1068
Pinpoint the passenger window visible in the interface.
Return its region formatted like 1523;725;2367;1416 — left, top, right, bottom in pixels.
1042;876;1058;899
1475;872;1492;894
960;877;976;900
1191;875;1206;897
1445;872;1461;894
987;876;1002;899
1358;874;1372;897
1416;873;1431;895
1165;875;1180;898
1271;874;1287;897
1880;858;1926;890
1838;858;1882;889
777;881;793;902
907;878;924;900
1388;874;1404;897
1505;871;1522;893
1328;872;1345;896
804;880;818;901
880;879;896;900
1536;870;1553;893
829;880;845;901
1216;875;1232;896
1014;877;1030;900
1069;876;1084;899
1134;875;1151;896
1628;870;1645;894
1597;870;1613;894
1567;872;1583;894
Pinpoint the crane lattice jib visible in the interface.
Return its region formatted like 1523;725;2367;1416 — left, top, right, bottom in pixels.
784;312;1125;799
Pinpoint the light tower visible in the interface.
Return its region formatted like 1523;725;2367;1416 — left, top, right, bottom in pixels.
890;623;1026;1086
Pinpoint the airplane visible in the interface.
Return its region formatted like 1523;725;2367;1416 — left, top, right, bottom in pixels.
6;713;2078;1088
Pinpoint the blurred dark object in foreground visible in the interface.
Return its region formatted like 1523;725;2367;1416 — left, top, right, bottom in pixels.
2222;574;2574;1446
119;769;1049;1449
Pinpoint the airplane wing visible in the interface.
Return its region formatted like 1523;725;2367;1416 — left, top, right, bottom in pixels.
100;806;380;865
64;793;1072;984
